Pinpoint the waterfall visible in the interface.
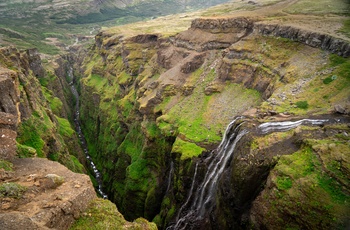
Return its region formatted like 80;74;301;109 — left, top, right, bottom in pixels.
168;116;331;229
166;161;174;194
258;119;328;135
169;117;247;230
68;67;108;199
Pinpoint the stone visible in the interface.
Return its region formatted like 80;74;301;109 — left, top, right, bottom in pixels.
334;104;346;114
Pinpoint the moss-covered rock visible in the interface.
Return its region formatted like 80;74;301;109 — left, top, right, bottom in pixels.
70;198;157;230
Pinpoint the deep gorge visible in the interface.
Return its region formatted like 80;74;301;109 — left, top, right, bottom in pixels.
65;17;350;229
1;13;349;229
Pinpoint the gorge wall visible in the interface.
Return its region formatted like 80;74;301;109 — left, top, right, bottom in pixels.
76;16;350;229
0;46;157;229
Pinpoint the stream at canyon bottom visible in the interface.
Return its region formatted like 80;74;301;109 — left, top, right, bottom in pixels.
68;68;108;199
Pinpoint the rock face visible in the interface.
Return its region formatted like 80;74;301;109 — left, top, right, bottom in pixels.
0;158;97;230
0;66;20;160
254;22;350;57
0;46;96;229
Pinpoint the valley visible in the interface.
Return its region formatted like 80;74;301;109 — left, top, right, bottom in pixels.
0;0;350;229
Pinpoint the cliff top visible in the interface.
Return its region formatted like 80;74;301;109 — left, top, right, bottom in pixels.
103;0;349;41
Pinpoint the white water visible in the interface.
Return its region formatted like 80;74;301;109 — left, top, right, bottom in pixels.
258;119;328;135
169;117;330;229
68;67;108;199
166;161;174;194
170;117;247;230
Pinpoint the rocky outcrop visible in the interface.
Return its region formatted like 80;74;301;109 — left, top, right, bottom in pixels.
0;66;20;160
0;158;96;230
254;22;350;57
173;17;254;51
172;17;350;57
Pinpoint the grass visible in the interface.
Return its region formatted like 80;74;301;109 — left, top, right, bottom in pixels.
172;138;205;160
295;100;309;110
0;160;13;171
339;18;350;38
42;87;63;115
17;143;37;158
284;0;350;15
261;52;350;116
57;116;75;137
267;138;350;228
17;114;46;157
70;198;157;230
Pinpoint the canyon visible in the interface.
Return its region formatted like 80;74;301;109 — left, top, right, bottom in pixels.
0;0;350;229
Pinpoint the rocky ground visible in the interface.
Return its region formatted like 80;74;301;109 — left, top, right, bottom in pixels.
0;158;96;230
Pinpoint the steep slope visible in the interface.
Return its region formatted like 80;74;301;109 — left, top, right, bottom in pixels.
0;45;158;229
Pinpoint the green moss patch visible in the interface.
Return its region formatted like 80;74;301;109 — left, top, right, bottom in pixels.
57;116;75;137
70;198;157;230
0;182;27;199
0;160;13;171
42;87;63;115
267;139;350;228
172;138;205;160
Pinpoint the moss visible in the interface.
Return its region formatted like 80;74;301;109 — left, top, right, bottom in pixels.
84;74;108;92
17;115;46;157
295;100;309;110
266;140;350;228
56;116;75;137
0;160;13;171
117;71;133;85
16;143;37;158
42;87;63;115
172;138;204;160
276;176;293;190
65;155;85;173
71;198;157;230
0;182;27;199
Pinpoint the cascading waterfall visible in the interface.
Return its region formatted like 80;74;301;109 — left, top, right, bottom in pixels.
258;119;328;134
67;67;108;199
166;161;174;194
168;116;331;230
169;117;247;230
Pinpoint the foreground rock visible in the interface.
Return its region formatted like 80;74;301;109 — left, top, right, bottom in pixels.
0;158;96;229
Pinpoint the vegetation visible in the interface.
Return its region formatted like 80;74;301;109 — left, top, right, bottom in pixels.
0;160;13;171
267;139;350;228
172;138;205;160
70;198;157;230
295;100;309;110
0;182;27;199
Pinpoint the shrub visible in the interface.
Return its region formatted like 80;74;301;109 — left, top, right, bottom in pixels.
0;160;13;171
0;182;27;198
295;100;309;110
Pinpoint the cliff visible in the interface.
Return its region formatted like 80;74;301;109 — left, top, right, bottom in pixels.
0;46;157;229
77;14;350;229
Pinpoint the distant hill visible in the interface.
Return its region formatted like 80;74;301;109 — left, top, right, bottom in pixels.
0;0;231;54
